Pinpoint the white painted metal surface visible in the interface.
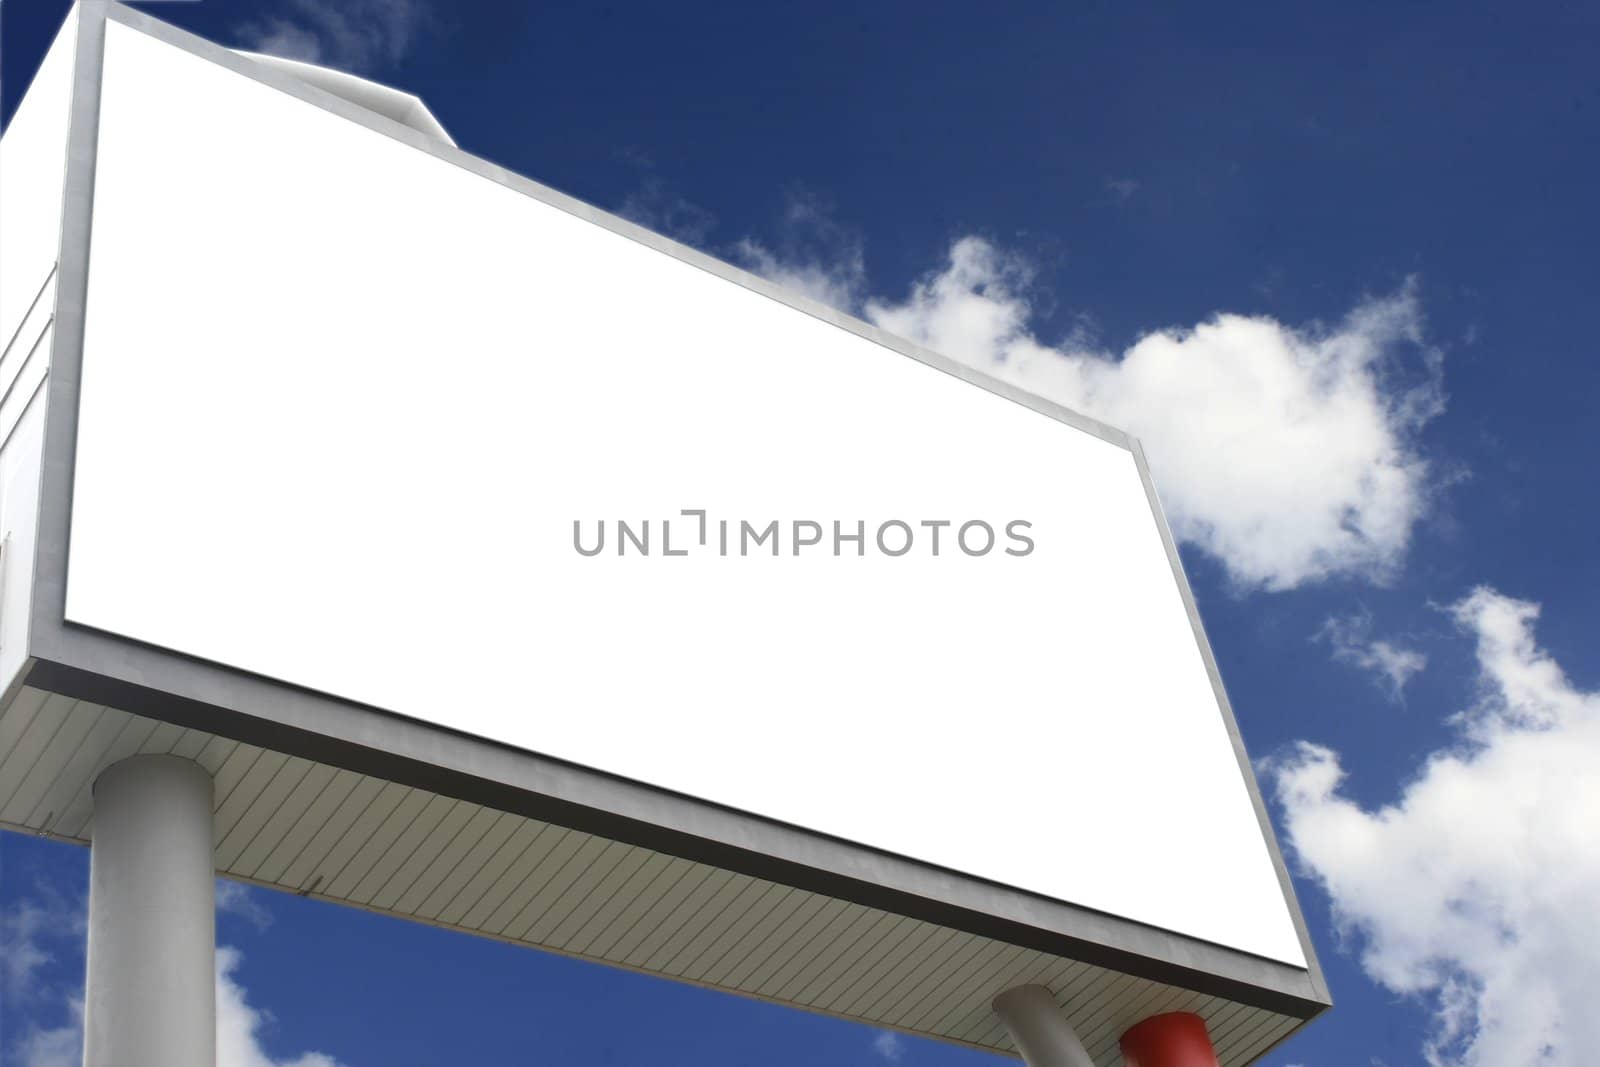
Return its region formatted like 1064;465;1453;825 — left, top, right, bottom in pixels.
84;755;216;1067
0;687;1301;1065
63;19;1303;967
994;985;1097;1067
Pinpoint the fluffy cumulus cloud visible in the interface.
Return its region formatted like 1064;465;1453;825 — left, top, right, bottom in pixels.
218;947;346;1067
1273;589;1600;1065
734;193;866;314
237;0;425;73
736;235;863;313
1;882;85;1067
736;229;1443;590
861;238;1444;591
1318;611;1428;701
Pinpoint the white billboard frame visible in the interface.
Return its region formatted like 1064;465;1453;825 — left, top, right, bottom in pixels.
16;0;1330;1031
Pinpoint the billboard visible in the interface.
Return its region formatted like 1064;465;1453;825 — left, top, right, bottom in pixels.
1;5;1327;1060
68;17;1302;966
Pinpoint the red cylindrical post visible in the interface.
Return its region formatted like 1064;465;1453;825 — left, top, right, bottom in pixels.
1119;1012;1219;1067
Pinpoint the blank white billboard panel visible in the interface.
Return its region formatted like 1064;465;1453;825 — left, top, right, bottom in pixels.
66;22;1304;967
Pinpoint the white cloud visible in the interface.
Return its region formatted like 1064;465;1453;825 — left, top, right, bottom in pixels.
237;0;425;73
218;947;347;1067
871;1030;905;1062
217;880;275;932
619;180;717;248
2;899;58;1001
238;21;324;64
861;237;1444;590
736;237;863;312
13;1000;82;1067
733;193;865;313
3;887;85;1067
1272;588;1600;1066
1;881;84;1008
4;878;344;1067
614;150;719;248
1317;612;1428;701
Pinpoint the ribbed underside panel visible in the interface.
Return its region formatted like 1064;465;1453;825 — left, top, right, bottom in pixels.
0;687;1302;1062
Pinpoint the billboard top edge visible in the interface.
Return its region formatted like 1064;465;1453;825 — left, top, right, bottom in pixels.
94;0;1135;457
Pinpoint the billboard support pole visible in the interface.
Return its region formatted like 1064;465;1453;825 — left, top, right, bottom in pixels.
83;755;216;1067
992;985;1095;1067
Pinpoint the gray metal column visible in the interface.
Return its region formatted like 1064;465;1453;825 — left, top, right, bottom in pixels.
83;754;216;1067
993;985;1095;1067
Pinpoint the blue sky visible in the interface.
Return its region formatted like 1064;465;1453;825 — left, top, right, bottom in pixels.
3;1;1597;1065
